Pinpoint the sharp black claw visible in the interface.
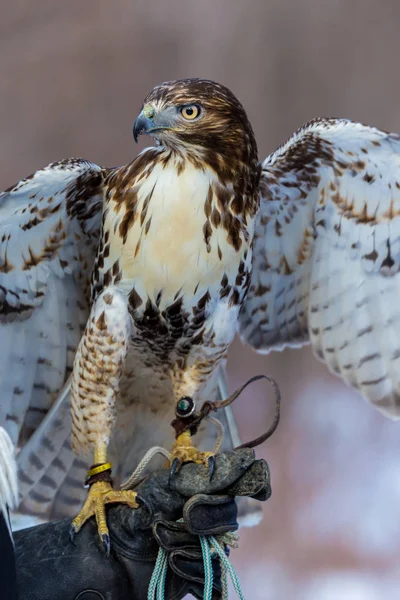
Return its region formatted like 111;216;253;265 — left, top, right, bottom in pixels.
102;533;111;557
207;456;216;480
69;525;76;544
169;457;182;482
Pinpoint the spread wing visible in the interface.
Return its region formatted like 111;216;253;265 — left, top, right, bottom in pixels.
0;158;107;448
239;118;400;417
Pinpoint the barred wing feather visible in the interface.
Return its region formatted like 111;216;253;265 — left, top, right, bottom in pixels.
0;159;106;448
239;119;400;417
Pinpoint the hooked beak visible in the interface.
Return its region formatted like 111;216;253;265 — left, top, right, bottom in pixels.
133;113;154;143
133;104;173;143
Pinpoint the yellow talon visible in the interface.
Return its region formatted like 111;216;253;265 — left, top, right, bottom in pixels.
72;480;139;537
170;430;215;477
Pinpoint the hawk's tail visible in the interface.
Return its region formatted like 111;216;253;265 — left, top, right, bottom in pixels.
15;379;89;520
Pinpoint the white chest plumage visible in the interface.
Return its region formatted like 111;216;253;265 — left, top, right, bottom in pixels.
105;154;251;314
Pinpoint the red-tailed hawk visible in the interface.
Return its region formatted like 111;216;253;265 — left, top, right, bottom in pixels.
1;79;400;544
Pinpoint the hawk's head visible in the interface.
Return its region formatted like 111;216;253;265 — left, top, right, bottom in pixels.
133;79;258;170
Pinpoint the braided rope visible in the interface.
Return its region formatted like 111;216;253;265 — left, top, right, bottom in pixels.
207;415;225;454
209;536;246;600
121;447;171;491
147;546;166;600
156;551;168;600
221;561;229;600
148;533;245;600
200;535;214;600
216;531;239;599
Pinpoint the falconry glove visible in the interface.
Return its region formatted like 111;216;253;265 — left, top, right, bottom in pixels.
14;448;270;600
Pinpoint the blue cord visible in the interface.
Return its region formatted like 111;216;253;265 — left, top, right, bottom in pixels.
208;536;245;600
147;546;167;600
148;534;245;600
199;535;214;600
157;551;168;600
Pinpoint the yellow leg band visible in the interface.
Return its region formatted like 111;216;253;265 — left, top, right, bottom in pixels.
87;462;113;478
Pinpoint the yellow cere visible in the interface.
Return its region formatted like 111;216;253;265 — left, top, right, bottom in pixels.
143;104;155;118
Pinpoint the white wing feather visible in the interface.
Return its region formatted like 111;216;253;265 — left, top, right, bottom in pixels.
240;119;400;417
0;159;105;446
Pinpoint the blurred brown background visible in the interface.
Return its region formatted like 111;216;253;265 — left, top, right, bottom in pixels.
2;1;400;597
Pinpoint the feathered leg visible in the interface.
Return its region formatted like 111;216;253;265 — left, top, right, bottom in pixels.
70;289;138;552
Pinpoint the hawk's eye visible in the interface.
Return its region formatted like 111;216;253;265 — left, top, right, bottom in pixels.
180;105;201;120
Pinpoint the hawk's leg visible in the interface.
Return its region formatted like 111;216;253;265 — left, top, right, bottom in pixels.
170;430;215;479
71;443;138;555
70;289;138;553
